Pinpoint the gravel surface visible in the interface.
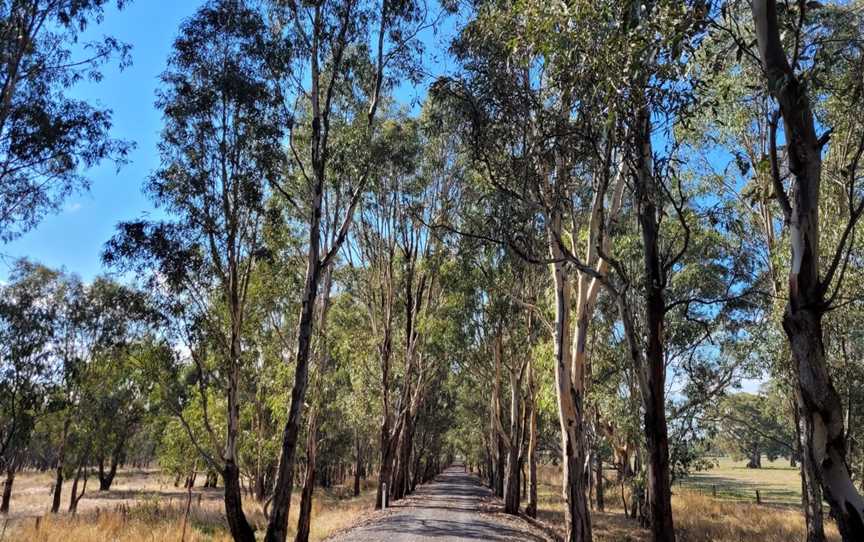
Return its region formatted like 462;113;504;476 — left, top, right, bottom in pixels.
327;466;551;541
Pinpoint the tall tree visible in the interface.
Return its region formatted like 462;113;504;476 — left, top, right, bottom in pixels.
0;0;132;241
105;1;288;539
0;260;60;513
263;1;430;539
750;0;864;538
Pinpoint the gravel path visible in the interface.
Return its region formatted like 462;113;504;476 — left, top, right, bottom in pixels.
327;466;550;542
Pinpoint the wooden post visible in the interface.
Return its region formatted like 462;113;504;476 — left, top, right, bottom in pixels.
756;489;761;504
382;482;388;509
712;485;717;498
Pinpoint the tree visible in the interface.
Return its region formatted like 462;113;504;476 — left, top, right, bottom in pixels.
0;0;132;241
712;391;796;468
749;1;864;538
0;260;60;513
104;1;288;538
262;1;431;539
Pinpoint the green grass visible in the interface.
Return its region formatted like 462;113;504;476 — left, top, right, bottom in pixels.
678;457;802;506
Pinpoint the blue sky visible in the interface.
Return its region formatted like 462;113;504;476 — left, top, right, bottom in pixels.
0;1;201;281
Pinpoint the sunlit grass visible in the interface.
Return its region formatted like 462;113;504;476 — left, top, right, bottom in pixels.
3;469;377;542
531;460;840;542
678;456;802;505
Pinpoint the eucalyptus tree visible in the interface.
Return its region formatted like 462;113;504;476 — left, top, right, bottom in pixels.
346;132;404;509
685;4;828;535
0;0;132;241
104;1;289;539
88;342;156;491
432;2;630;536
483;259;543;515
746;1;864;538
261;0;432;537
37;274;154;513
0;260;61;513
711;390;796;467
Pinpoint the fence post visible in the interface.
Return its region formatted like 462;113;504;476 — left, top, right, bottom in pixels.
382;483;388;509
756;489;761;504
712;485;717;498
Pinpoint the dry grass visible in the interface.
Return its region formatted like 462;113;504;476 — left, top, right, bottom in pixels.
532;461;841;542
1;469;376;542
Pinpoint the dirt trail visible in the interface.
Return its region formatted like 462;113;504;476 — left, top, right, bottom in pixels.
327;465;551;541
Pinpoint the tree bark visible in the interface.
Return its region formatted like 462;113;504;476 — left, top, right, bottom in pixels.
549;223;592;542
392;413;414;501
375;318;397;509
611;92;674;535
503;353;522;515
0;463;14;514
68;463;87;514
354;433;362;497
595;450;605;512
751;2;864;539
263;206;324;542
50;418;71;514
98;439;123;491
223;328;255;542
796;391;826;542
526;360;538;519
628;107;676;542
223;459;255;542
747;450;762;469
295;412;317;542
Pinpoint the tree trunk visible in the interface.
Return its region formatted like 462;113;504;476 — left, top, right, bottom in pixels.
98;443;122;491
376;322;396;510
50;418;71;514
526;360;538;519
795;392;825;542
68;464;88;514
223;328;255;542
495;433;505;499
263;221;323;542
1;464;14;514
223;459;255;542
392;414;414;501
595;451;605;512
624;104;676;542
295;413;318;542
354;434;362;497
549;232;592;542
747;450;762;469
503;362;521;515
751;2;864;539
377;425;397;509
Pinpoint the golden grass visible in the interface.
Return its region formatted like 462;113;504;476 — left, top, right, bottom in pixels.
532;462;841;542
2;469;377;542
673;491;839;542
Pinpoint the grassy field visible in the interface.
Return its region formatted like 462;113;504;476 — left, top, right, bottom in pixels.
530;458;840;542
1;469;376;542
679;456;802;506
